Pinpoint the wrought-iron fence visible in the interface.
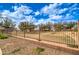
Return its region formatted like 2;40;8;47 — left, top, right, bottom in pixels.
10;21;79;48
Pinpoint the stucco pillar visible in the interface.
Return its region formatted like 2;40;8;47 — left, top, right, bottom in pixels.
0;48;2;55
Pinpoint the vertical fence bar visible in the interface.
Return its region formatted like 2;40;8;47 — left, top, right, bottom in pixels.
38;25;41;41
24;30;26;38
15;29;17;36
75;20;79;48
77;20;79;48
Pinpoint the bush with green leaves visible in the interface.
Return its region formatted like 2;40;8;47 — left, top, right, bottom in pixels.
0;33;8;39
67;44;78;48
33;47;45;55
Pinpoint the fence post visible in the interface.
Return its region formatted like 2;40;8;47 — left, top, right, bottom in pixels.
77;20;79;48
24;30;26;38
38;25;41;41
16;30;17;36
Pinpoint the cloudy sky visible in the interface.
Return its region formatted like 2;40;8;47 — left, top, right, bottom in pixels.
0;3;79;26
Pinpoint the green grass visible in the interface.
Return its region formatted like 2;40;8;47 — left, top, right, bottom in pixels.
0;33;8;40
67;44;78;48
3;48;21;55
33;47;45;55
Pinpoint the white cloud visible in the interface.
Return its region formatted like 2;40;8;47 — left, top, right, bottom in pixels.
64;14;74;20
35;11;40;16
49;15;63;19
13;6;18;11
48;3;58;9
38;19;45;24
41;3;78;15
35;18;55;25
1;3;79;26
62;19;77;23
15;15;37;29
40;3;79;21
59;8;68;14
1;10;10;17
41;3;63;15
25;15;36;22
41;5;49;14
67;4;79;13
16;5;33;14
10;11;25;20
12;5;33;15
14;15;36;24
1;5;33;21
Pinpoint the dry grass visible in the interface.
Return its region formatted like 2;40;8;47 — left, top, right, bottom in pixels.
11;31;78;45
0;37;72;55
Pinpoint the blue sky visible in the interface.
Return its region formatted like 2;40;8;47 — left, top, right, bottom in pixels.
0;3;79;26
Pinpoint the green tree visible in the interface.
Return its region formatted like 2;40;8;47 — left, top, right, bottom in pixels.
3;17;15;28
54;23;64;31
46;22;52;31
2;17;15;33
40;22;52;31
66;22;76;29
19;22;28;37
19;21;35;37
28;22;35;32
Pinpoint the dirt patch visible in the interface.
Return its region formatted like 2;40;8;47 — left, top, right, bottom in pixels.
0;36;77;55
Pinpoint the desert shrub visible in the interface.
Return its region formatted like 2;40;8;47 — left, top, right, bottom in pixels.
10;48;21;54
67;44;78;48
33;47;45;55
0;33;8;39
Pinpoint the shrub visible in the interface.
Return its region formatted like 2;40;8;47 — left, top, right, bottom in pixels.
10;48;21;54
33;47;45;55
67;44;78;48
0;33;8;39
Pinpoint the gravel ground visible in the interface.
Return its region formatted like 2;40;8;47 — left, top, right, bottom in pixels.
0;36;74;55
